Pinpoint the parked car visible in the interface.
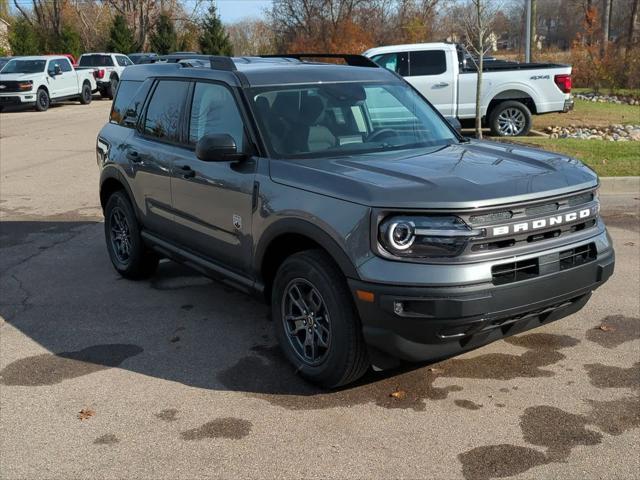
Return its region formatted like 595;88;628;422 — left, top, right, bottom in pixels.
364;42;574;136
96;54;613;388
128;53;159;65
0;56;96;112
77;53;133;99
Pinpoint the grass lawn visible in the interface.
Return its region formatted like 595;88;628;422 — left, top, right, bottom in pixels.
532;99;640;130
498;137;640;177
573;87;640;97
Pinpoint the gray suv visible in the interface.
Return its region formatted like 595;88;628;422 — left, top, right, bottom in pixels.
97;54;614;388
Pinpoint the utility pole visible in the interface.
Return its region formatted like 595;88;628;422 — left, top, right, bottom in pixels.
530;0;536;61
525;0;531;62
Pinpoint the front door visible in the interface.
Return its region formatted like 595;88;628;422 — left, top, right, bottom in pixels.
170;81;256;275
47;58;76;97
406;50;455;117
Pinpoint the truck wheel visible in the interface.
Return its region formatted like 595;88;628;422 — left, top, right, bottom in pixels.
34;88;50;112
271;250;369;388
79;82;92;104
105;76;118;100
104;191;159;279
489;101;532;137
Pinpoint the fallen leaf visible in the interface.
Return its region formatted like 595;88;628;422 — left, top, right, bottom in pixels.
598;324;615;332
390;388;406;399
624;242;635;246
78;408;95;421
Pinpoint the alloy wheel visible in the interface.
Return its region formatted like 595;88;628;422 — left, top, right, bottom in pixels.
281;278;332;366
109;207;132;263
497;108;526;136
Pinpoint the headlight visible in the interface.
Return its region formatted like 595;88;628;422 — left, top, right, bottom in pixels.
18;81;33;91
379;215;481;258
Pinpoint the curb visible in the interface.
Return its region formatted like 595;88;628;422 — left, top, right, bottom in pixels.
599;176;640;194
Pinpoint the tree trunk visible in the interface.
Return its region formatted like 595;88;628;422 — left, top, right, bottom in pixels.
530;0;536;60
475;1;483;140
628;0;639;51
602;0;611;54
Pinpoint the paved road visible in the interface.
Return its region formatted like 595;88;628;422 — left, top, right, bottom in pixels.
1;102;639;479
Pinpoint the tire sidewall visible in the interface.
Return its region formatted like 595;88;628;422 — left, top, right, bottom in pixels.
81;83;92;104
490;101;532;137
271;253;358;384
35;88;49;112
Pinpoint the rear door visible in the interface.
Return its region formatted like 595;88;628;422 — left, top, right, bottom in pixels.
169;81;256;275
406;49;455;117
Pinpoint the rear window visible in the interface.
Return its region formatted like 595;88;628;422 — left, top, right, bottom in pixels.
79;55;114;67
110;80;151;127
409;50;447;76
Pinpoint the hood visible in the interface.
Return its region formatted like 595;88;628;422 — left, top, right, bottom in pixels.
0;73;44;82
269;140;598;209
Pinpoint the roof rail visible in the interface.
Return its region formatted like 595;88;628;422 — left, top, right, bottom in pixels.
158;54;237;71
260;53;379;68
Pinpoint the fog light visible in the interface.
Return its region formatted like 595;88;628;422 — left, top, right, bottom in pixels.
393;301;404;315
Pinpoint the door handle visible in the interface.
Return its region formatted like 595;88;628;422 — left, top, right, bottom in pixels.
434;82;450;88
179;165;196;179
126;149;142;163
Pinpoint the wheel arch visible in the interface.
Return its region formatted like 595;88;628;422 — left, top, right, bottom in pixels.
486;87;538;118
255;219;359;303
99;168;137;217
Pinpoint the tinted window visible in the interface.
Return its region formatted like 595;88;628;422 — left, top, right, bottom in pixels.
371;52;408;76
79;55;114;67
58;58;73;72
188;83;245;149
116;56;133;67
409;50;447;76
110;80;151;127
143;80;189;142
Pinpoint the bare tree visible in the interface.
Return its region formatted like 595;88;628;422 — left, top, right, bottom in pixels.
461;0;500;139
601;0;611;53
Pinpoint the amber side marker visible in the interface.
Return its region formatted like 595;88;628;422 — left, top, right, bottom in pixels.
356;290;375;303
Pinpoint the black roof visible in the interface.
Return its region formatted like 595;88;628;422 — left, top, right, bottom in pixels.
121;55;399;88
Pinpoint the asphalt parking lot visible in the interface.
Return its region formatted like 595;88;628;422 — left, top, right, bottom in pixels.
1;101;639;479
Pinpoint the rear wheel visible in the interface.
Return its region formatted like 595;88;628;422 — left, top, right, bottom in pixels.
489;101;532;137
104;191;159;279
79;82;92;104
271;250;369;388
34;88;50;112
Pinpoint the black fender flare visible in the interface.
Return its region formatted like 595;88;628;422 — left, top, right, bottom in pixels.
99;166;140;220
254;218;359;281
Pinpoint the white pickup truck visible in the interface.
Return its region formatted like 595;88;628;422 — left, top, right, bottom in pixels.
0;56;97;112
364;43;574;136
77;53;133;99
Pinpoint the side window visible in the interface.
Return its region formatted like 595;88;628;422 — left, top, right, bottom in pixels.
143;80;190;142
371;52;408;76
116;56;132;67
188;82;245;150
48;60;60;75
110;79;152;127
59;58;72;72
409;50;447;76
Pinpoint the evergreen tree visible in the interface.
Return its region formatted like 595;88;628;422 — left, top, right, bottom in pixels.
56;26;82;58
9;18;41;55
107;15;137;54
199;3;233;55
150;14;177;55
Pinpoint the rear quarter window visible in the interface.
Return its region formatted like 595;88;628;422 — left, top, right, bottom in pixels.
110;80;152;127
79;55;114;67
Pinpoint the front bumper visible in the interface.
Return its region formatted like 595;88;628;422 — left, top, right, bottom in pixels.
0;93;36;106
350;234;614;363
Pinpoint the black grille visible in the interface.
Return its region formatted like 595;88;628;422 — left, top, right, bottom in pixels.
492;257;539;285
0;81;23;93
559;243;596;270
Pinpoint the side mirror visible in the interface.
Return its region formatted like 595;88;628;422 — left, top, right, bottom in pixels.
195;133;245;162
52;65;62;76
445;116;462;134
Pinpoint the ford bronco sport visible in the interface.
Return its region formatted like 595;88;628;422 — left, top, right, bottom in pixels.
97;54;614;388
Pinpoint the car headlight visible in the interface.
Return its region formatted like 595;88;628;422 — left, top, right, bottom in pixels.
379;215;481;258
18;81;33;91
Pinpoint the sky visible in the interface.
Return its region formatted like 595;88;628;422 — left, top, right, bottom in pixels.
186;0;273;23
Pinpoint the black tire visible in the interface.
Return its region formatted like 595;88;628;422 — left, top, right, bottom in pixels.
104;191;159;279
34;88;50;112
489;100;532;137
271;250;369;388
105;76;118;100
79;82;92;105
99;87;110;99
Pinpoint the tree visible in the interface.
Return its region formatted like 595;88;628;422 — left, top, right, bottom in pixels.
56;25;82;58
107;14;137;53
9;17;41;55
199;2;232;55
150;13;176;54
462;0;500;139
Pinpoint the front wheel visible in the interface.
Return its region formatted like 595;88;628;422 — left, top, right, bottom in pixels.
34;88;50;112
489;101;532;137
104;191;159;279
79;82;92;104
271;250;369;388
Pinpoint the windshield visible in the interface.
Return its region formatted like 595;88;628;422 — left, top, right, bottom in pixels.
249;81;458;159
79;55;114;67
1;59;46;74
